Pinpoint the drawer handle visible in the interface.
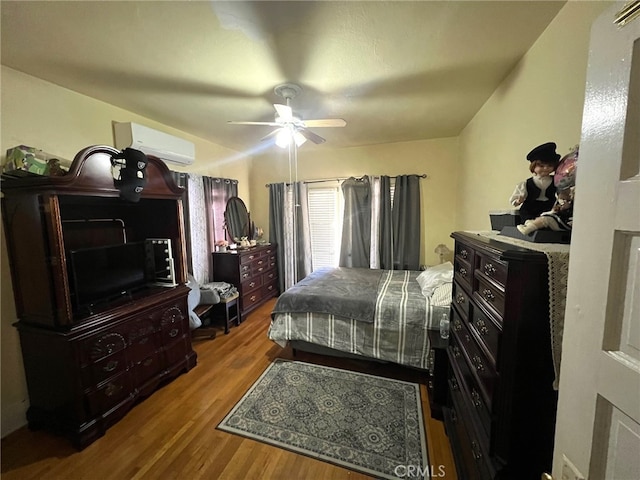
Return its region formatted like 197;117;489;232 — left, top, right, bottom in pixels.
451;377;459;391
472;355;485;372
268;273;274;279
471;441;483;460
455;293;465;305
105;383;123;397
143;358;154;367
475;318;489;336
460;249;468;259
258;267;264;272
250;295;257;302
453;319;462;332
482;288;495;301
471;389;482;408
169;328;179;338
249;255;255;260
103;360;119;372
459;267;467;276
453;346;461;358
242;273;249;279
249;282;256;288
484;263;496;276
267;285;273;291
257;260;264;265
242;265;249;272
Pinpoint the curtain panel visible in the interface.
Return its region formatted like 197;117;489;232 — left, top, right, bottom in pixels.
391;174;421;270
339;176;372;268
269;182;312;291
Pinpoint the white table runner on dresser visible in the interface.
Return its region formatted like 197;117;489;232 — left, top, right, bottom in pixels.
472;231;570;389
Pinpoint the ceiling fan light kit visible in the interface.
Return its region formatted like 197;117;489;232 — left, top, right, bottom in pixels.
228;83;346;149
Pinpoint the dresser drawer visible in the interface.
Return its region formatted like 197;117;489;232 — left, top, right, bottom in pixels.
454;256;473;292
240;251;261;265
80;330;128;366
159;305;187;344
455;242;475;266
452;281;471;321
450;322;493;437
448;373;494;480
475;276;505;319
469;303;502;368
262;279;278;298
476;252;507;289
452;320;497;413
81;349;128;388
85;371;133;417
243;289;263;310
242;275;262;294
262;269;277;285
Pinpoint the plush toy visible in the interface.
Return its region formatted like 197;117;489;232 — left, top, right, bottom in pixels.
517;146;578;236
509;142;561;222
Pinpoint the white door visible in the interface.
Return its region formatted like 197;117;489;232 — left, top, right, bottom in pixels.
553;2;640;479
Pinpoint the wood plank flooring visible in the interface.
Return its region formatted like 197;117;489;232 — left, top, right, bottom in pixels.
1;298;457;479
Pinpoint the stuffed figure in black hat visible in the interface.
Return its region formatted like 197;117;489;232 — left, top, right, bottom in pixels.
509;142;560;222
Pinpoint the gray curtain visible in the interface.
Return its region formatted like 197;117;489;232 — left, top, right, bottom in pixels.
339;176;371;268
392;175;421;270
269;182;312;291
378;175;394;269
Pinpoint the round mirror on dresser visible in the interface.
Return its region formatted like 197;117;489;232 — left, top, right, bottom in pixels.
224;197;250;241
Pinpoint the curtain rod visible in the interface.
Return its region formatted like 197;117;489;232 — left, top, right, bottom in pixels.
265;173;427;188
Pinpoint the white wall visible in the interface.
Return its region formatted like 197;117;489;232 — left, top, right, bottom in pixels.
456;1;610;231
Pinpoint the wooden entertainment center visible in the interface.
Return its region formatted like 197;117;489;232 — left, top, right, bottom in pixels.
1;145;196;448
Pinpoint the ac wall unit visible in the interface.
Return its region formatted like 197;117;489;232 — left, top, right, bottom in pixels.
113;122;195;165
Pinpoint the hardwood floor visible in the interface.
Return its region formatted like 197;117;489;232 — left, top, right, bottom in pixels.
1;298;457;479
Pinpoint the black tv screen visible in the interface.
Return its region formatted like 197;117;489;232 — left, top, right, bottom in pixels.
69;242;149;309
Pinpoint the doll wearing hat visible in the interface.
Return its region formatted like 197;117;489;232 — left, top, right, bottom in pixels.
509;142;560;222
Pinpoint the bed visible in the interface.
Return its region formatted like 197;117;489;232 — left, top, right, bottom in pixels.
268;265;453;369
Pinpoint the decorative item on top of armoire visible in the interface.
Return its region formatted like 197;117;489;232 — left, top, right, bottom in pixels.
212;244;278;317
433;232;559;479
1;145;196;449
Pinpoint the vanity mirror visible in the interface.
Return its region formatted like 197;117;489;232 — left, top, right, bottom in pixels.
224;196;251;241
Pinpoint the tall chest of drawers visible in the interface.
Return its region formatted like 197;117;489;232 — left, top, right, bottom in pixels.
212;244;279;317
442;232;558;479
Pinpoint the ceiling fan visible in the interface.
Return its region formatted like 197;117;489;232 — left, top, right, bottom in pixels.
228;83;346;148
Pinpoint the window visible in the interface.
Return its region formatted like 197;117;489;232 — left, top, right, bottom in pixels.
307;186;342;270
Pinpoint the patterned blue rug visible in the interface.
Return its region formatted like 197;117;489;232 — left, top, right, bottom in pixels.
217;359;430;479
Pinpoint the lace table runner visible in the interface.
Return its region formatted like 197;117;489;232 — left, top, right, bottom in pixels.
472;231;570;389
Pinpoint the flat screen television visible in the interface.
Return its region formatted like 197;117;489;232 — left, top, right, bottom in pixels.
69;241;150;312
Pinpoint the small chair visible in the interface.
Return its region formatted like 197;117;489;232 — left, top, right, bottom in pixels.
211;293;241;334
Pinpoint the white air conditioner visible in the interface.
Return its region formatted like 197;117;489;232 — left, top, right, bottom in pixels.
113;122;195;165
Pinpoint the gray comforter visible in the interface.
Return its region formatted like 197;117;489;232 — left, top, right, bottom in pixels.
271;267;383;323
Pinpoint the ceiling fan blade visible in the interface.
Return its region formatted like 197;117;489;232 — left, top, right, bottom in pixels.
274;104;293;121
228;120;280;126
260;129;281;142
298;128;326;144
302;118;347;128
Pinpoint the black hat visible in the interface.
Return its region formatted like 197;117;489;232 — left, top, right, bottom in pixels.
111;148;148;202
526;142;561;165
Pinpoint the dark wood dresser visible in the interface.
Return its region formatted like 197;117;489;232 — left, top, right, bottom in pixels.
439;231;558;479
1;146;196;449
212;244;278;317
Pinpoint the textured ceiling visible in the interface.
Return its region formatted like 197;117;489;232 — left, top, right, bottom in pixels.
1;1;565;153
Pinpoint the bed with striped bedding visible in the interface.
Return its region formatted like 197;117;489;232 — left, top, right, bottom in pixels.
268;268;451;369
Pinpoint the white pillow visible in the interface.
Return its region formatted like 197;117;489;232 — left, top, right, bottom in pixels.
187;274;202;329
417;262;454;298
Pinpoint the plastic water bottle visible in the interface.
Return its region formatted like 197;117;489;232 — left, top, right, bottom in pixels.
439;312;450;339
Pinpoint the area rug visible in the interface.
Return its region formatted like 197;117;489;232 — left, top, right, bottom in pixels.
217;359;430;479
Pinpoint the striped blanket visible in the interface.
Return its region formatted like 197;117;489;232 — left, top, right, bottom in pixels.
268;269;451;369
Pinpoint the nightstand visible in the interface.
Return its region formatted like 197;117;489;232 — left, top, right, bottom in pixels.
427;328;449;420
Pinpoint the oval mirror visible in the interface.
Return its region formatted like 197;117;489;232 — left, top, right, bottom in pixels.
224;197;250;241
